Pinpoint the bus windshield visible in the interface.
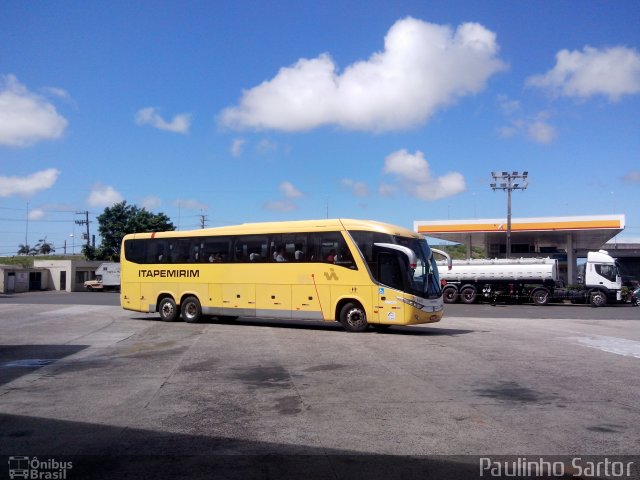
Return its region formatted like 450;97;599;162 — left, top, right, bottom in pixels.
349;231;442;299
394;236;442;299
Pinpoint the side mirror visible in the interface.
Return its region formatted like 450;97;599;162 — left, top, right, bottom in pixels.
431;248;452;270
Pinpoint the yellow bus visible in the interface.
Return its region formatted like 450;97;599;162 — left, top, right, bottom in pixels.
120;219;449;332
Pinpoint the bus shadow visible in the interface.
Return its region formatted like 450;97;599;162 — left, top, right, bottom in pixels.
130;315;473;336
376;326;473;336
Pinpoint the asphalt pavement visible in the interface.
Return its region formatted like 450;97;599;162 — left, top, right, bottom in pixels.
0;293;638;479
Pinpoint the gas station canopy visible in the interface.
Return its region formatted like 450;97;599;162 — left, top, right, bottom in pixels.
414;214;625;259
415;214;626;284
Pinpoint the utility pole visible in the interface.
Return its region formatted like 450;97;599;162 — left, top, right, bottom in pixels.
490;171;529;259
25;201;29;247
199;213;208;229
75;211;91;247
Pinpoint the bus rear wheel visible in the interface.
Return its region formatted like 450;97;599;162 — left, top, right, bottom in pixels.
158;297;179;322
340;302;368;332
181;296;202;323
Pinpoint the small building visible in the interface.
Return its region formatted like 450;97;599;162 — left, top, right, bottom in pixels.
33;260;103;292
0;265;50;293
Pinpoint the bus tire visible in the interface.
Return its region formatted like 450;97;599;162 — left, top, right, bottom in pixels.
460;286;477;304
181;296;202;323
532;288;550;306
340;302;368;332
442;285;458;304
590;290;606;307
158;296;179;322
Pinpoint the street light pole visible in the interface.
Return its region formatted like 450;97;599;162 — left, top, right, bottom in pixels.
490;171;529;258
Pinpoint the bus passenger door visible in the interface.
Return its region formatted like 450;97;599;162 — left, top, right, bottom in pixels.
374;251;406;325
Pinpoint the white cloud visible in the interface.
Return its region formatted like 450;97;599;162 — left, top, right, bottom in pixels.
341;178;370;197
264;181;303;211
87;184;123;207
497;94;521;115
279;181;302;199
43;87;70;99
135;107;191;134
0;75;68;147
378;183;397;197
0;168;60;197
256;138;278;154
527;120;557;144
382;149;466;200
623;170;640;183
527;46;640;101
230;138;246;157
141;195;162;210
219;17;505;132
497;97;557;145
28;208;45;221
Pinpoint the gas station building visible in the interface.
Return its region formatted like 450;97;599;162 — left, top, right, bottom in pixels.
415;214;627;285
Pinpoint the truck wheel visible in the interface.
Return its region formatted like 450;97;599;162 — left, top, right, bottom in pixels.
590;291;606;307
340;302;368;332
158;297;179;322
442;286;458;304
532;289;550;306
181;296;202;323
460;286;477;304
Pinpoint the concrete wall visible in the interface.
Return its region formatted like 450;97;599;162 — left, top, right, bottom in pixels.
33;260;102;292
0;266;49;293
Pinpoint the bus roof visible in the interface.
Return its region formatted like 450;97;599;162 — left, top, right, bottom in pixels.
124;219;421;240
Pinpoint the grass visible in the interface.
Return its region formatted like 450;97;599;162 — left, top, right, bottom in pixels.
0;255;86;268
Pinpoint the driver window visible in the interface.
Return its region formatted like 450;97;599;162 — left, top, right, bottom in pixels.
378;252;404;291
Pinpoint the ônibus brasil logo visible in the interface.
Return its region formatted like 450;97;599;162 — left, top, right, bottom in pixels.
8;456;73;479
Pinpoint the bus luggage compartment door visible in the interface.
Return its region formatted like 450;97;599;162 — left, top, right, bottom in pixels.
222;284;256;317
256;284;291;319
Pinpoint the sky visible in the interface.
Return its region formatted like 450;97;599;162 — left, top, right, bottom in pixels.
0;0;639;255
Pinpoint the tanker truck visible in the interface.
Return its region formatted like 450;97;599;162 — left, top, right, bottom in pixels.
437;250;622;307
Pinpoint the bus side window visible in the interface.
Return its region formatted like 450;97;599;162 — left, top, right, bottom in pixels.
175;239;192;263
124;239;146;264
235;236;268;263
147;239;168;264
202;237;230;263
310;232;356;269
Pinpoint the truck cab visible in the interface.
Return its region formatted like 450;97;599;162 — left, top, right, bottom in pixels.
584;250;622;303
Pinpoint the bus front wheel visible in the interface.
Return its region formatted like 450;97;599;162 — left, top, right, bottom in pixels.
340;302;368;332
158;297;179;322
181;296;202;323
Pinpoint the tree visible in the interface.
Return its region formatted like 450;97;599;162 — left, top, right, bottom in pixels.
436;244;486;260
33;237;55;255
91;201;175;261
17;244;31;256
